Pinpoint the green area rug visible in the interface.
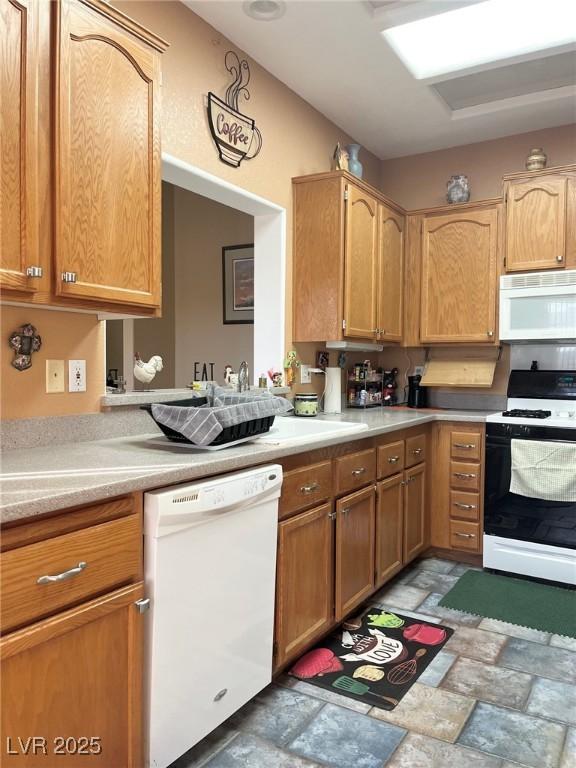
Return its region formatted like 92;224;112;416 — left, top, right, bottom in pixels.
439;570;576;638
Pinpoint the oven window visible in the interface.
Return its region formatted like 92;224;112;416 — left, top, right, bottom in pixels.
485;436;576;549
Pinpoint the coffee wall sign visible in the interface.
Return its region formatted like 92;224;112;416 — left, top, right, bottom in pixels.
208;51;262;168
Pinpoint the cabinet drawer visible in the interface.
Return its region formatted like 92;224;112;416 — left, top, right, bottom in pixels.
279;461;333;519
405;434;426;468
450;431;481;461
450;520;481;552
334;449;376;496
0;514;142;633
450;491;481;522
450;461;481;492
377;440;405;479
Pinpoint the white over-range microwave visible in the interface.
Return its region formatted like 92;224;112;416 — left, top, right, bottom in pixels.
499;269;576;341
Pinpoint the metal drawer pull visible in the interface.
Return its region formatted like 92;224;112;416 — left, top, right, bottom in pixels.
387;456;400;463
454;502;477;510
455;532;475;539
37;561;87;585
26;265;43;278
61;271;77;283
328;511;337;520
351;467;366;476
454;472;476;479
411;448;422;455
454;443;476;449
134;598;151;614
300;482;320;494
341;507;351;516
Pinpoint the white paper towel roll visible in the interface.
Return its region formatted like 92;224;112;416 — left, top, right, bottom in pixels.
324;367;342;414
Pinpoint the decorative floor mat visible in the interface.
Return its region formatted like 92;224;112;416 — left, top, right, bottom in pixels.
288;608;454;710
440;570;576;638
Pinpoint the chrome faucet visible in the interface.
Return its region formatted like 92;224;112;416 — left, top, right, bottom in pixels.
238;361;250;392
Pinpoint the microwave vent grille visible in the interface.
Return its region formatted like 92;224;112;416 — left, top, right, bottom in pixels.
501;270;576;289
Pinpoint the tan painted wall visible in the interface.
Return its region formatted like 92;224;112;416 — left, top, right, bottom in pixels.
380;124;576;210
1;306;104;420
173;187;254;386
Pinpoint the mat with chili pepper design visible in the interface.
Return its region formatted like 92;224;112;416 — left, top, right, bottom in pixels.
288;608;454;710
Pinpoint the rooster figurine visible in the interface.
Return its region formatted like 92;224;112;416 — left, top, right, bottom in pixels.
134;353;163;386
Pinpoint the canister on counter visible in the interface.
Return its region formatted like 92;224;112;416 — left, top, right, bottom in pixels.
293;393;319;417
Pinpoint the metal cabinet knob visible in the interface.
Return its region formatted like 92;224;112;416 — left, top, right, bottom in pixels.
487;331;494;337
328;510;337;520
351;467;366;476
37;561;87;585
134;598;151;614
300;483;320;494
412;448;422;455
388;456;400;463
557;255;564;262
61;271;77;283
26;266;43;278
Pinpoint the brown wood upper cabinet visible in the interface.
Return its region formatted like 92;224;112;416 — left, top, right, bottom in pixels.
344;185;379;338
53;0;165;307
292;172;404;343
504;169;575;272
377;203;404;342
420;204;499;343
0;0;40;293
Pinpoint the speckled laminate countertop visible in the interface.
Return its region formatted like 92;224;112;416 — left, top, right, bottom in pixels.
0;408;491;523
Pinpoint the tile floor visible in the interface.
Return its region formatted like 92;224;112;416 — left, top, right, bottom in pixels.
170;557;576;768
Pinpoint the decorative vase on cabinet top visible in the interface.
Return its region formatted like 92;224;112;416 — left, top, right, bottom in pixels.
345;144;363;179
446;174;470;204
525;147;547;171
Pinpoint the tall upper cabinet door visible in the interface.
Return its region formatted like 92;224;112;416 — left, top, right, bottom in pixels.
343;185;378;339
377;204;404;342
0;0;40;292
505;176;567;272
420;207;499;343
54;0;167;307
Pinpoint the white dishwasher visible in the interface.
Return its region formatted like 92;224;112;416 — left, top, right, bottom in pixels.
144;465;283;768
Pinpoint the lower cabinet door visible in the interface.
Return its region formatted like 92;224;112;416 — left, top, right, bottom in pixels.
335;486;375;620
375;475;404;588
275;503;334;669
404;463;427;563
1;583;144;767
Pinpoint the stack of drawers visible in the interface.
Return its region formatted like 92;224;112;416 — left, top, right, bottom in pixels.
448;429;483;552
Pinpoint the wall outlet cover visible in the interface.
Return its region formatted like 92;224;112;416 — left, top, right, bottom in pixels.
300;364;311;384
69;359;87;392
46;360;65;393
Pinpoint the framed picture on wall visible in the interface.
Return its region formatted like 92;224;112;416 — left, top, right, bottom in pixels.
222;244;254;324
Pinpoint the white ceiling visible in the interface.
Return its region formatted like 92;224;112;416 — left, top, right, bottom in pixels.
184;0;576;159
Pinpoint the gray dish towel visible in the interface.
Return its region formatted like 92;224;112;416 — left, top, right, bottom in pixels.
151;384;293;446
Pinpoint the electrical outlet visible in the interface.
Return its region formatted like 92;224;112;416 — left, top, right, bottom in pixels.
46;360;65;393
68;359;87;392
414;365;425;376
300;364;311;384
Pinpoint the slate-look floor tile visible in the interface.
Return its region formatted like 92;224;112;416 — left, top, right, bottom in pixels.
385;732;502;768
550;634;576;652
370;682;475;743
408;571;460;595
288;703;406;768
276;676;371;714
228;686;324;746
478;617;550;644
442;657;532;709
417;650;457;687
499;638;576;683
416;557;457;574
417;593;483;626
457;701;566;768
560;728;576;768
373;584;431;610
169;725;238;768
205;733;321;768
444;623;508;663
525;677;576;725
449;563;481;577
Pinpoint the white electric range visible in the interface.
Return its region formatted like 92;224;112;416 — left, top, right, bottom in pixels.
484;370;576;585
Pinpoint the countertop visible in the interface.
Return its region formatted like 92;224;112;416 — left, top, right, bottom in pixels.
0;408;491;523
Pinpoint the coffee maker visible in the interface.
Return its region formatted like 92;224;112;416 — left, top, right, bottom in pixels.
407;374;427;408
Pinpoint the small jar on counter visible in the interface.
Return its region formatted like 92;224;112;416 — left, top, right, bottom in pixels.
293;393;319;417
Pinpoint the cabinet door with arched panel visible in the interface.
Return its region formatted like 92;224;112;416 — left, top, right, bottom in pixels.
54;0;167;308
377;203;404;342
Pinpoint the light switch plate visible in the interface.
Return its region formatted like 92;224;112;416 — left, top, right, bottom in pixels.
68;359;87;392
300;365;311;384
46;360;65;393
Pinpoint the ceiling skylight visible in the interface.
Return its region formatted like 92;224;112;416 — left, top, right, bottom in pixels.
382;0;576;80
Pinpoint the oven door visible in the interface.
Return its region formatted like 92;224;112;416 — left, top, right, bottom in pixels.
484;426;576;550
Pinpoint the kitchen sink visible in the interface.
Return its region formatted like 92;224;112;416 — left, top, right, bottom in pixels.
253;416;369;445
